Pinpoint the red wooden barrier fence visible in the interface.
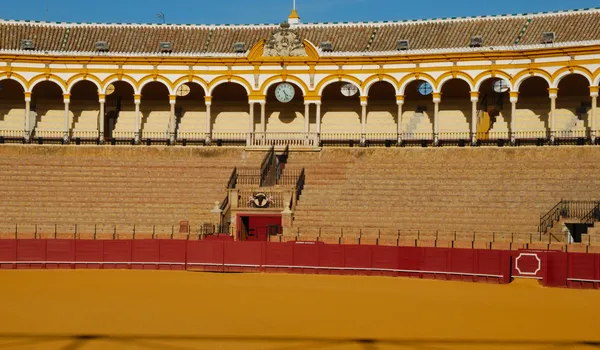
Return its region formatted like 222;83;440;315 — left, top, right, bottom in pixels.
1;240;599;288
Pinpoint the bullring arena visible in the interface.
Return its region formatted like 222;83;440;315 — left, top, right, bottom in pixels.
1;4;600;349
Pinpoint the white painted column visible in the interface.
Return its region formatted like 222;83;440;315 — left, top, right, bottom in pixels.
98;94;105;144
590;87;598;143
134;94;141;144
315;101;321;134
510;92;518;143
433;92;441;145
248;102;255;146
260;101;266;133
396;96;404;143
315;101;321;145
204;96;212;143
360;96;368;144
549;88;558;143
24;92;31;141
470;91;479;145
304;102;310;133
304;102;311;146
169;95;176;144
63;94;70;143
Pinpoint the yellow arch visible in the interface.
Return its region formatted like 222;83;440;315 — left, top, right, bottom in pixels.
436;71;475;91
28;74;68;94
593;67;600;87
398;72;436;95
101;74;138;94
551;66;593;88
512;68;553;91
0;72;28;91
138;75;175;94
260;75;310;96
208;75;253;96
173;76;209;95
473;70;514;91
362;74;399;95
315;74;363;96
66;74;103;93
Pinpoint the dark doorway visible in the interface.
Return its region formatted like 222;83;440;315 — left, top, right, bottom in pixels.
565;223;592;243
237;215;282;241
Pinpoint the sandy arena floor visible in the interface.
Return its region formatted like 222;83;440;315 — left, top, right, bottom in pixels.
0;270;599;350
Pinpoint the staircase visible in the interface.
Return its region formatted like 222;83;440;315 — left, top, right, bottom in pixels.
539;200;600;242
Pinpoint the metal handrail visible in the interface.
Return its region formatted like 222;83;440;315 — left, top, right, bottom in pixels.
259;146;276;187
539;200;600;235
581;201;600;225
226;167;238;190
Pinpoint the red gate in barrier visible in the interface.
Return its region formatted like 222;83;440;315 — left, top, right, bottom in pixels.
0;240;599;289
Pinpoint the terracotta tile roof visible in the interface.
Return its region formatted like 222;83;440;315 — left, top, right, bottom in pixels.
517;12;600;45
0;23;67;51
0;8;599;54
205;27;275;53
370;17;528;51
65;25;212;53
298;25;376;52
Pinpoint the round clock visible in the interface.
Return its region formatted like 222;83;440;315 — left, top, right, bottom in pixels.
340;83;359;97
275;83;295;103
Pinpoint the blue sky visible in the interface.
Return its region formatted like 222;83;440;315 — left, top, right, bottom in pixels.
2;0;599;24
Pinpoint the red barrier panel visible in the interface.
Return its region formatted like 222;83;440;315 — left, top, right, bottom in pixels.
264;242;294;273
476;249;503;277
292;242;320;273
46;240;75;269
75;240;103;269
131;240;160;269
397;247;423;276
159;240;186;264
567;253;596;284
17;240;47;268
318;244;344;273
370;245;398;276
187;240;224;272
0;240;17;269
103;240;132;269
223;241;263;272
343;245;371;275
449;248;475;274
544;251;568;288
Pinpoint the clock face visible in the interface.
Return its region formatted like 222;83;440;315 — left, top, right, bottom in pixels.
340;83;359;97
275;83;295;103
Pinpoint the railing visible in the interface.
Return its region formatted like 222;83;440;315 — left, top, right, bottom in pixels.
140;131;169;140
277;167;302;186
554;129;589;140
437;132;471;141
71;130;99;140
251;132;316;147
260;146;277;187
236;168;260;186
0;222;229;239
293;168;305;208
581;201;600;225
0;129;25;139
237;190;284;209
399;132;434;141
288;227;555;245
540;200;600;235
226;167;238;190
112;131;136;140
320;132;362;142
34;130;65;139
211;132;247;146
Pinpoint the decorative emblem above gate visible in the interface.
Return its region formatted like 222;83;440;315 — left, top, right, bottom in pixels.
263;22;307;57
248;193;273;208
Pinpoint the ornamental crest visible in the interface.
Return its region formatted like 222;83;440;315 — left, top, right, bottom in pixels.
263;22;307;57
